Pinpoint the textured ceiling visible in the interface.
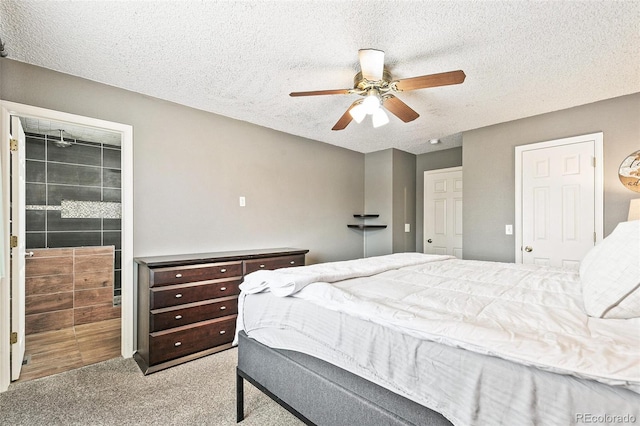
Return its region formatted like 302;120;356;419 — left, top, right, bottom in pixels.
1;1;639;154
19;117;122;146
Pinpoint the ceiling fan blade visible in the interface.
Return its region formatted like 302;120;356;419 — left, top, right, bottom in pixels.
359;49;385;81
331;101;361;131
394;70;466;92
290;89;351;97
382;95;420;123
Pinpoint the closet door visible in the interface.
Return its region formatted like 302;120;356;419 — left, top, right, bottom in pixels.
424;167;463;258
516;133;602;268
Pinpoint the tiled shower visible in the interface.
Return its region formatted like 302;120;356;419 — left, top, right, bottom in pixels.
24;129;122;333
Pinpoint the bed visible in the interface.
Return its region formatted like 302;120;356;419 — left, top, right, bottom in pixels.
235;220;640;425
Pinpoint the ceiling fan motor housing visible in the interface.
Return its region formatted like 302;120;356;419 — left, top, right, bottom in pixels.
353;70;393;95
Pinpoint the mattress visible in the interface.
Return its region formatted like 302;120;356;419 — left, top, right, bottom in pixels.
241;291;639;426
237;254;640;426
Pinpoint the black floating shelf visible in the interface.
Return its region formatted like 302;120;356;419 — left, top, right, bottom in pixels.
347;224;387;230
353;214;380;218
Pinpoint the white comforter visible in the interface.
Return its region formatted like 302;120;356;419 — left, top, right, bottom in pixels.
239;253;640;392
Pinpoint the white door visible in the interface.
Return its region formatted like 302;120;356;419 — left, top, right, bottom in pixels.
517;134;603;268
10;116;26;380
424;167;463;258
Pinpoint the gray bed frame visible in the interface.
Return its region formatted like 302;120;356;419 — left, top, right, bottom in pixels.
236;331;453;425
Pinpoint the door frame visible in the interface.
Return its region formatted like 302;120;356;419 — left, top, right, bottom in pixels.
423;166;463;257
0;101;134;392
514;132;603;264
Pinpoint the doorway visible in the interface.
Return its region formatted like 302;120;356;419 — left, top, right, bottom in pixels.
515;133;603;266
18;119;122;382
423;167;463;258
0;101;133;391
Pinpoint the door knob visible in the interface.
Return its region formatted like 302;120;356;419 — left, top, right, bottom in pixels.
427;239;433;243
524;246;533;252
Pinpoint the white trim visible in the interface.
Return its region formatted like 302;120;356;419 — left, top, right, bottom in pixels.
514;132;604;263
0;101;134;392
0;104;10;392
424;166;463;175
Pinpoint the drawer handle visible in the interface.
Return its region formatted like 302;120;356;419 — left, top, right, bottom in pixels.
220;268;227;273
219;330;226;335
175;273;183;278
175;293;183;298
290;261;295;265
175;315;182;320
220;287;227;291
259;264;265;268
174;342;182;347
220;306;226;310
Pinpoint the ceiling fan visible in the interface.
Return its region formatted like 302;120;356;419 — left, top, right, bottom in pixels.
290;49;466;131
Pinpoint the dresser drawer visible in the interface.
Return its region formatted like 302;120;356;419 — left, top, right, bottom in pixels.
150;261;243;287
149;316;236;365
150;297;238;332
150;278;240;309
244;255;305;274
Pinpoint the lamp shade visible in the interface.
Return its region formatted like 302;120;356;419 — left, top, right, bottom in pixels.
349;103;367;123
362;91;381;114
629;198;640;221
372;108;389;128
358;49;385;81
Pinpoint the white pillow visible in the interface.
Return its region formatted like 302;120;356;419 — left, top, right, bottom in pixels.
580;220;640;319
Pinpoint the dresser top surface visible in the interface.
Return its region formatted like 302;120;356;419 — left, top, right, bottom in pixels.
134;247;309;268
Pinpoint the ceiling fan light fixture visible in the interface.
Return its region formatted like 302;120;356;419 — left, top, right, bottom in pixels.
362;89;382;115
362;96;380;114
349;103;367;123
372;108;389;128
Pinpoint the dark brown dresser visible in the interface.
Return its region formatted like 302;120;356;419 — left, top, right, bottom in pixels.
134;247;308;374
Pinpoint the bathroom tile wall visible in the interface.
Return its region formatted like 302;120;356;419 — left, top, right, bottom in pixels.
25;132;122;297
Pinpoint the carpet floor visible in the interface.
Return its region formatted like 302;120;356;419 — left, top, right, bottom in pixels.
0;348;304;425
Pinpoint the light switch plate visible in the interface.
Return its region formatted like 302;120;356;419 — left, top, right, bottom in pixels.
405;224;410;233
505;224;513;235
239;196;246;207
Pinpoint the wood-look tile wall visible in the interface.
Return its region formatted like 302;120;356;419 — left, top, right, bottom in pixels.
25;246;120;335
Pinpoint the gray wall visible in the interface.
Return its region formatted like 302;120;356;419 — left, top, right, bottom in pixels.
392;149;416;253
3;60;637;266
463;93;640;262
364;149;393;257
363;148;417;256
415;147;463;252
1;59;365;264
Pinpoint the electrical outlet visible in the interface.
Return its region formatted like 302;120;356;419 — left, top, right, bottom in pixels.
505;224;513;235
